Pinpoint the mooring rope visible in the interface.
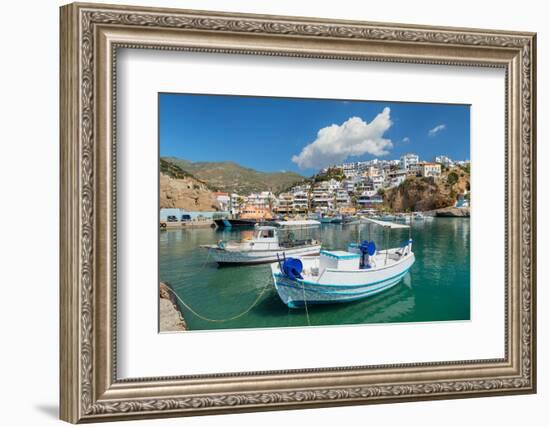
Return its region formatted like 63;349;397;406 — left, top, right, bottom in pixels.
163;279;272;323
183;249;212;279
300;280;311;327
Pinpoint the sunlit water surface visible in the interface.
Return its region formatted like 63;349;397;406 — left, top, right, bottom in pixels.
159;218;470;331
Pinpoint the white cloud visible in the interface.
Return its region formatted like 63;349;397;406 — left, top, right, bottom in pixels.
402;137;410;143
291;107;393;169
428;124;446;136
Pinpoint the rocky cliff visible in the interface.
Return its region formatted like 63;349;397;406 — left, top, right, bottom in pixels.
431;206;470;217
159;282;187;332
160;173;220;211
384;167;470;212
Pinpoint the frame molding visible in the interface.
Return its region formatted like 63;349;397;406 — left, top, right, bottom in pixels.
60;2;536;423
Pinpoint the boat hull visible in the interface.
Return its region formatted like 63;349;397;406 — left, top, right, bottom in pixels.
207;245;321;265
271;253;414;307
214;219;273;229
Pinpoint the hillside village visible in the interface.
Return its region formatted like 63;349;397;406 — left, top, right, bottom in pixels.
160;153;470;215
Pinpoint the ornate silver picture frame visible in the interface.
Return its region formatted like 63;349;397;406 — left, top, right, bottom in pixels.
60;2;536;423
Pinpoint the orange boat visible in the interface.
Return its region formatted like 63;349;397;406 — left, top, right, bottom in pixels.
214;204;274;229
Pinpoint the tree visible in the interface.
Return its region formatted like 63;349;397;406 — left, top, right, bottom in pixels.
447;171;459;186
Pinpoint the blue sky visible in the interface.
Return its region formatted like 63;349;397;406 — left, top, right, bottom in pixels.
159;93;470;177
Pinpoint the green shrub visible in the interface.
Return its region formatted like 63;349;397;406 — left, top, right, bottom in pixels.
447;171;459;186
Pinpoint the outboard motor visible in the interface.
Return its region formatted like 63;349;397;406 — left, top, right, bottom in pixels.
398;238;413;256
282;257;303;280
359;240;376;269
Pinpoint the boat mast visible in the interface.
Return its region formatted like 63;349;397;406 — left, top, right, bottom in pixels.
409;210;412;241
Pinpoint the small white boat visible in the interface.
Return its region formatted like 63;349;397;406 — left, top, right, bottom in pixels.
270;218;414;307
201;226;321;265
413;212;425;220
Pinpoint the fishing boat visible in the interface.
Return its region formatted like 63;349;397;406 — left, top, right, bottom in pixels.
330;215;343;224
319;215;334;224
213;218;263;228
201;225;321;265
270;218;414;307
214;204;274;229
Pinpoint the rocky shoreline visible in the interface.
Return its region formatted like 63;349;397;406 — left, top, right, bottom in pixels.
425;206;470;217
159;282;187;332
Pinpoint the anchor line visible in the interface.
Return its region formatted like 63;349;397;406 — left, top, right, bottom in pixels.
170;250;213;283
186;249;211;278
300;279;311;327
163;279;272;323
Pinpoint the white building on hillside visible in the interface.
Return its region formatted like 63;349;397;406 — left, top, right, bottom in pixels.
342;162;357;178
311;188;334;211
421;162;442;178
335;189;351;206
357;191;383;207
247;191;276;209
275;193;294;214
326;178;341;191
230;193;245;214
387;169;408;187
213;192;230;211
369;175;385;190
292;191;309;212
434;155;453;167
400;153;419;170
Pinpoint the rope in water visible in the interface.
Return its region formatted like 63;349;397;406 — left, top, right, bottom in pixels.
300;280;311;327
163;279;273;323
186;249;212;278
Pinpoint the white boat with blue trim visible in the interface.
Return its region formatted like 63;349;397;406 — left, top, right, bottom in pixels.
270;218;414;308
201;225;321;265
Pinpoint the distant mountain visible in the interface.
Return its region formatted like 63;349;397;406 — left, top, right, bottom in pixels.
160;158;198;181
161;157;304;195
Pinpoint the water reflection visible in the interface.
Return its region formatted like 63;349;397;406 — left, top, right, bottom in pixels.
159;219;470;331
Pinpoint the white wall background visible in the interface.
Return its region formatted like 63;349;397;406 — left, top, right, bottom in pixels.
0;0;545;426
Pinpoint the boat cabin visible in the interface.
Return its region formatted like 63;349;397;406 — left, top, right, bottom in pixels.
319;250;360;272
256;226;278;240
243;226;280;250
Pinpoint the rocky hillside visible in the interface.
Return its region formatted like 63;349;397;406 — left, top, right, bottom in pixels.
160;159;220;211
162;157;304;195
384;166;470;212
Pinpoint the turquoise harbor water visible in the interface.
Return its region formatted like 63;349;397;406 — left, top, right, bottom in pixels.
159;219;470;331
